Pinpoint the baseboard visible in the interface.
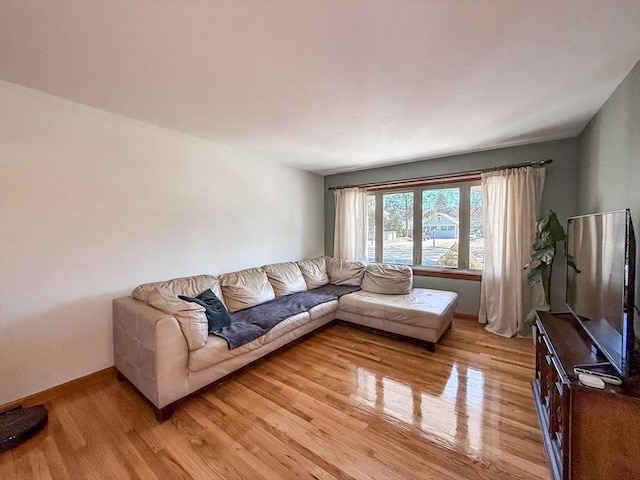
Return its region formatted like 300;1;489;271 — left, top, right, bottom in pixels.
0;367;116;412
454;312;479;321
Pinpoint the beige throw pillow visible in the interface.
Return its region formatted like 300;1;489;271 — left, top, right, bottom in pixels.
146;287;208;351
263;262;307;297
361;263;413;294
297;257;329;289
326;257;366;286
219;267;276;312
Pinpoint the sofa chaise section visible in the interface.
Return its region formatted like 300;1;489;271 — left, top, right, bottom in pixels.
337;288;458;351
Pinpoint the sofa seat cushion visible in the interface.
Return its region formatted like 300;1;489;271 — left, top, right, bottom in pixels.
133;274;226;309
362;264;413;294
338;288;458;329
219;267;275;312
213;287;349;349
308;300;339;320
189;311;310;372
263;262;307;297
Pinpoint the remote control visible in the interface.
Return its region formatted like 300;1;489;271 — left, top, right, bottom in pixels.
573;367;622;385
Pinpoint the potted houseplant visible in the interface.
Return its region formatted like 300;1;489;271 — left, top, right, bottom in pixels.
524;209;566;327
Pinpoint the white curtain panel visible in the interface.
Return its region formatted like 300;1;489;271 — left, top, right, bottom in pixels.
479;167;546;337
333;187;368;262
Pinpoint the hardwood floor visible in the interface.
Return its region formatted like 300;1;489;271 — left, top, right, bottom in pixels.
0;318;550;479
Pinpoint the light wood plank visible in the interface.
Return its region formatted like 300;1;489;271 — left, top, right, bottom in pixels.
0;318;550;479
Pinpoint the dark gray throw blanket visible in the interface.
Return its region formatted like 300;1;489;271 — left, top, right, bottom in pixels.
214;284;360;349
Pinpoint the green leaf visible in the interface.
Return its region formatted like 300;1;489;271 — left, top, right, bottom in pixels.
532;235;551;250
525;304;551;326
527;264;545;286
538;246;556;265
526;210;566;267
537;210;552;233
524;309;539;326
529;247;553;264
546;213;566;242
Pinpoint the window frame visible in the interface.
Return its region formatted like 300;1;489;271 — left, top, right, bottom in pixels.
367;176;483;281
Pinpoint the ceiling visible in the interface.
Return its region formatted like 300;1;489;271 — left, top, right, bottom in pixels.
1;1;639;175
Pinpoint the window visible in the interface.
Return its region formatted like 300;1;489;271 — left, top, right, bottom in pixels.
382;191;413;265
422;188;459;268
470;184;483;269
367;195;376;263
366;178;483;274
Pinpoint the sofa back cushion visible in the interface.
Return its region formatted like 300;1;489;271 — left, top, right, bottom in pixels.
297;257;329;289
132;274;226;308
219;267;275;312
326;257;366;286
361;263;413;294
147;287;208;350
263;262;307;297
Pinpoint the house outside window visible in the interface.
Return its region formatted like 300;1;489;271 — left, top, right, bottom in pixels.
366;178;483;275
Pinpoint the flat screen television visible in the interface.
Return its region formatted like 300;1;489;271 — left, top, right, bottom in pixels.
565;209;637;377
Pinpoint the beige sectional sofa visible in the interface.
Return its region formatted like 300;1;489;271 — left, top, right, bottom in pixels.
113;257;458;420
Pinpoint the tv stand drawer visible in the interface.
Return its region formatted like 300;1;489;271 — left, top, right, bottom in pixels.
532;312;640;480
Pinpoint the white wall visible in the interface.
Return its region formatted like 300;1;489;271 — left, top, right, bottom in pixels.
0;81;324;405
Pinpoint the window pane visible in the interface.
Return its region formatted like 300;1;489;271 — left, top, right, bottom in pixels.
382;192;413;265
421;188;460;268
367;195;376;263
470;185;484;270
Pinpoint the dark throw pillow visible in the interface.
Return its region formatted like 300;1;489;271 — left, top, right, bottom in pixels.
179;289;232;333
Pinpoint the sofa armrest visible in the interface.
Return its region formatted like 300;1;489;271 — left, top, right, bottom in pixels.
113;296;189;409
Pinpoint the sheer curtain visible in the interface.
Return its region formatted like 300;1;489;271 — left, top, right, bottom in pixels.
479;167;546;337
333;187;368;262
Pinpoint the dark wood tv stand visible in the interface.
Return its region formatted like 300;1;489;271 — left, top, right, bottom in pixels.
533;311;640;480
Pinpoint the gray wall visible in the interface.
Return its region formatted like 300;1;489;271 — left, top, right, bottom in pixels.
577;60;640;317
325;139;579;315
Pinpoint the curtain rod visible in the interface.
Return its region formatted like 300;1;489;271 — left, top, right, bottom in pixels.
328;158;553;191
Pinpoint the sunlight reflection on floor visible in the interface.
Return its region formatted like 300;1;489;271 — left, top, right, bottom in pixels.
355;363;486;453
